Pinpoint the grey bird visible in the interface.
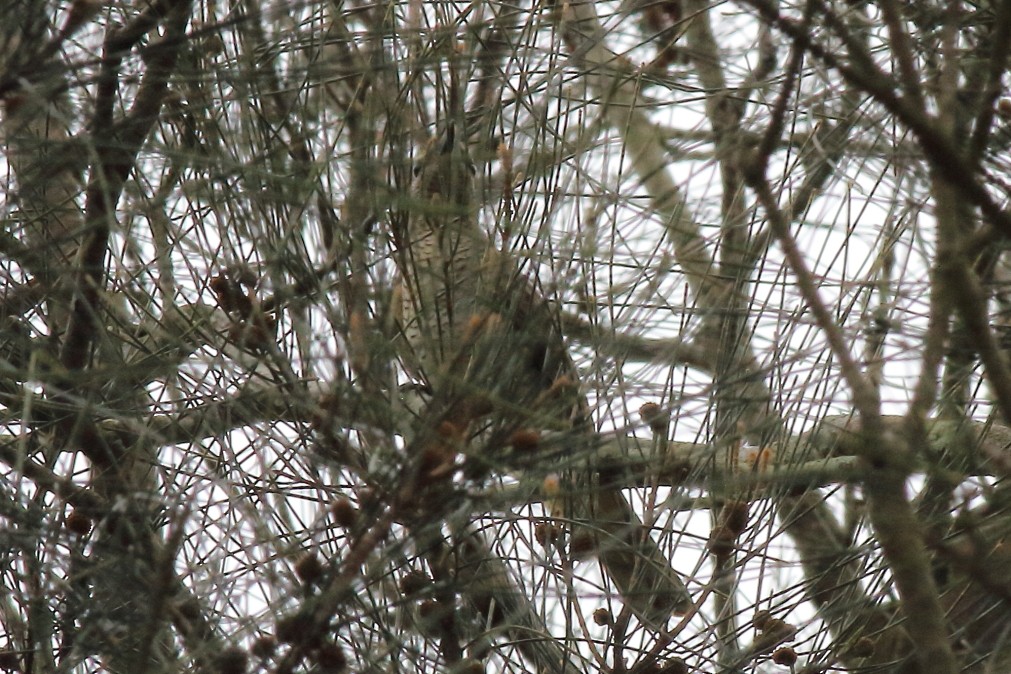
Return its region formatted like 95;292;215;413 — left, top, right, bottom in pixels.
394;124;691;628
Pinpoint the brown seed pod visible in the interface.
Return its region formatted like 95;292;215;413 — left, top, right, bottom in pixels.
66;510;93;536
753;609;773;631
534;522;562;546
999;97;1011;118
418;442;457;484
275;612;315;646
509;428;541;453
762;618;793;637
214;647;248;674
315;642;347;673
246;314;277;351
636;662;661;674
657;658;688;674
251;635;277;659
417;598;439;620
357;486;380;510
638;402;668;433
399;570;433;597
0;651;20;671
210;273;253;318
750;618;798;656
570;530;597;559
417;599;455;637
771;647;798;666
592;607;613;626
295;552;324;584
176;596;202;622
329;496;358;529
707;525;736;556
722;501;750;535
547;374;578;398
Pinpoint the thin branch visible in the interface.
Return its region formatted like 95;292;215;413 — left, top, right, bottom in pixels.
743;172;880;423
744;0;1011;243
745;150;957;674
877;0;926;113
968;0;1011;164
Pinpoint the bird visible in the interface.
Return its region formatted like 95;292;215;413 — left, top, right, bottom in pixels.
394;123;691;628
